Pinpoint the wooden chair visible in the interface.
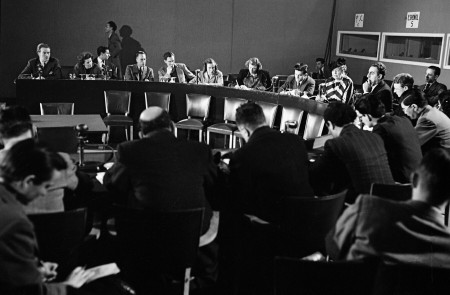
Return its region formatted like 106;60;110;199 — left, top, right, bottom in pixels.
40;102;74;115
103;90;133;143
279;106;304;134
36;126;78;153
145;91;171;111
302;113;325;139
174;93;211;142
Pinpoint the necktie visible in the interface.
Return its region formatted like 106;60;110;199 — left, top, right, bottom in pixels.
139;67;143;81
424;83;431;93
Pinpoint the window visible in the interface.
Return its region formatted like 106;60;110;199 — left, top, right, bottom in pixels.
336;31;380;61
443;34;450;69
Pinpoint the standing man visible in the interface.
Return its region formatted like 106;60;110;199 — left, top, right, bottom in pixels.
419;66;447;107
313;57;331;79
236;57;272;91
94;46;118;80
278;63;315;96
158;51;195;83
105;21;122;79
124;51;154;81
18;43;62;80
362;62;394;112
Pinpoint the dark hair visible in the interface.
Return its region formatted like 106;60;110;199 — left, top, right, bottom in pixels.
438;90;450;118
139;110;171;135
203;58;218;74
135;50;146;58
0;106;32;139
370;62;387;79
428;66;441;76
77;52;94;66
402;88;427;108
97;46;109;56
0;139;67;185
336;57;346;66
244;57;262;70
235;102;266;128
393;73;414;89
107;21;117;31
294;63;308;74
355;94;386;118
316;58;325;64
324;102;357;127
416;148;450;205
36;43;50;52
163;51;175;60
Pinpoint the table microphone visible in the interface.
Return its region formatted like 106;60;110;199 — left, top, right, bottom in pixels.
195;69;200;84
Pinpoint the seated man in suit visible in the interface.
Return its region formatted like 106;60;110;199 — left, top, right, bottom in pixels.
355;91;422;183
236;57;272;91
362;62;394;112
93;46;118;80
326;148;450;268
158;51;195;83
124;51;154;81
312;57;331;79
278;63;315;96
309;102;394;202
18;43;62;80
419;66;447;107
73;52;104;79
401;88;450;153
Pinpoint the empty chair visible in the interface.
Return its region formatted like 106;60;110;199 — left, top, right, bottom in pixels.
174;93;211;142
40;102;74;115
103;90;133;143
302;112;325;139
114;206;204;295
36;126;78;153
279;106;304;134
206;97;247;148
145;91;171;111
28;208;87;280
233;101;278;148
278;190;347;257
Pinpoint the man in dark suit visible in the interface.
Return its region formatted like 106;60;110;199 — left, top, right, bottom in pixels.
93;46;118;80
362;62;394;112
326;148;450;268
157;51;195;83
18;43;62;80
355;92;422;183
124;51;154;81
313;57;331;79
419;66;447;107
105;21;122;79
309;102;394;202
278;63;315;96
236;57;272;91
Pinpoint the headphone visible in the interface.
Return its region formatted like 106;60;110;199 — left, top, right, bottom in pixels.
203;59;218;74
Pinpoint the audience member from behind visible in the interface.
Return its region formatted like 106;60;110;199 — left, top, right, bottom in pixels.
313;57;331;79
18;43;62;80
105;21;122;79
236;57;272;91
309;102;394;202
278;63;315;96
229;102;314;223
401;88;450;153
419;66;447;107
437;90;450;118
189;58;224;85
93;46;118;80
0;139;95;294
124;51;154;81
158;51;195;83
362;62;393;112
318;65;353;103
355;92;422;183
326;149;450;268
73;52;104;79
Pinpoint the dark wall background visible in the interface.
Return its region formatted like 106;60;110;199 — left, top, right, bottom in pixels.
0;0;332;98
331;0;450;86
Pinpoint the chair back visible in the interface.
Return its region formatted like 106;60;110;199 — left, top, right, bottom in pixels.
274;256;379;295
256;101;278;128
370;183;412;201
145;92;171;111
223;97;247;122
36;126;78;153
104;90;131;115
185;93;211;120
28;208;87;280
40;102;74;115
279;106;304;134
279;190;347;256
303;113;325;139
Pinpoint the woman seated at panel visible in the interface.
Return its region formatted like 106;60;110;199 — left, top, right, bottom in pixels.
317;65;353;104
73;51;104;79
189;58;223;86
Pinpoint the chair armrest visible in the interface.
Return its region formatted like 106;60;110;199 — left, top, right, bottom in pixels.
199;211;220;247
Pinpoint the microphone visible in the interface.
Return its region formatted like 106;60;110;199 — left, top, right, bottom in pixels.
195;69;200;84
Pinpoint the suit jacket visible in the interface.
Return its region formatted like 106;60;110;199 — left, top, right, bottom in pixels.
370;80;394;112
108;31;122;79
124;64;154;81
313;65;331;79
419;81;447;107
415;105;450;152
236;69;272;91
278;75;315;95
229;126;314;223
309;124;394;198
18;57;62;80
93;57;118;80
0;184;67;295
73;63;105;79
158;63;195;83
104;130;216;233
326;194;450;268
373;115;422;183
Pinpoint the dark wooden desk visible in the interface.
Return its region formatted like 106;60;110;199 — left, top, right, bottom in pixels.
31;114;108;133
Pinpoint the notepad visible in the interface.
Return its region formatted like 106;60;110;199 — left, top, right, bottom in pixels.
86;263;120;283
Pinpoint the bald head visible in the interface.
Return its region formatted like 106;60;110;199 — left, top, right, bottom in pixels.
139;107;172;136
